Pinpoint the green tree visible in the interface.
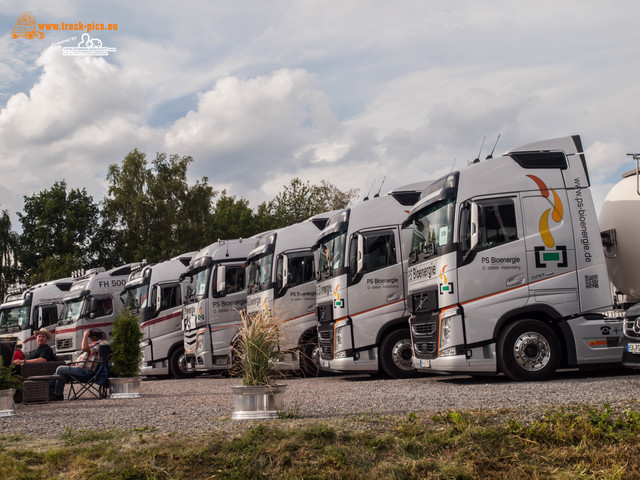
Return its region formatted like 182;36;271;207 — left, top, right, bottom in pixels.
103;149;217;263
258;178;359;229
0;208;18;297
208;191;259;241
17;181;100;284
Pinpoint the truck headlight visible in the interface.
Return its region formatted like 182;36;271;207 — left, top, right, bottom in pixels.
439;308;461;355
441;317;452;344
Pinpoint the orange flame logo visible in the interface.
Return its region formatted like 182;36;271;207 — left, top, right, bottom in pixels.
527;175;563;248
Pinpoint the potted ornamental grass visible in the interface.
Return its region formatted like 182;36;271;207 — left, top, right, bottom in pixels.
109;308;143;398
0;366;23;417
231;309;286;420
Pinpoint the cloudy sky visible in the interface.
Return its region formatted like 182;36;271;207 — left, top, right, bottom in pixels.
1;0;638;231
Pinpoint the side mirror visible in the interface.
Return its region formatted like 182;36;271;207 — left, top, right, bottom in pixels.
216;265;226;294
470;202;479;250
88;297;98;319
155;287;162;313
281;254;289;289
356;233;365;274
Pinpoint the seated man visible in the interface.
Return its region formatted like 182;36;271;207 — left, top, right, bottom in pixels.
51;329;107;401
12;329;55;367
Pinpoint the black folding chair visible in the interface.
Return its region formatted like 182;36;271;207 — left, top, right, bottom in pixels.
67;344;111;400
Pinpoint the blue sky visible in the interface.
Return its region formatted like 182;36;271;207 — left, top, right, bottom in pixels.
0;0;639;231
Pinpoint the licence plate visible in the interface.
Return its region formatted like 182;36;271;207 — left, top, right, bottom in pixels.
627;343;640;354
419;359;431;368
321;359;330;368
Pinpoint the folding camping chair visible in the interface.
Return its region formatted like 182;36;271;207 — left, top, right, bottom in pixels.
67;344;111;400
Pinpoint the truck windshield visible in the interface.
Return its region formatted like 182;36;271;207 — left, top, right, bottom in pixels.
123;284;149;312
409;198;455;263
0;306;30;330
248;253;273;292
186;267;209;301
59;298;84;326
318;231;346;278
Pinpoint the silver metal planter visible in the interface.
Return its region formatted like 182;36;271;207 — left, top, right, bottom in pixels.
231;384;286;420
109;377;142;399
0;389;16;417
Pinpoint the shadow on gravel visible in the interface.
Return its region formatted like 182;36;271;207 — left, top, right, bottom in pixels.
437;367;637;386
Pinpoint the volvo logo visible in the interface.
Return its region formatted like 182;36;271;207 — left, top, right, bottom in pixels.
633;317;640;335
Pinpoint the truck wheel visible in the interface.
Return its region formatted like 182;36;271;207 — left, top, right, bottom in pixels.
379;329;415;379
497;320;561;381
300;335;321;377
169;348;194;379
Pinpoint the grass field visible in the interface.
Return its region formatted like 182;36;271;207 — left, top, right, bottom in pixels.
1;404;639;479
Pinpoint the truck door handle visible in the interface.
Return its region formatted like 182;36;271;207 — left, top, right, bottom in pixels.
307;304;315;313
387;292;402;302
506;275;526;287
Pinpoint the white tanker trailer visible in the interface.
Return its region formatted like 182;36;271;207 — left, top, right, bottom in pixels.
599;155;640;365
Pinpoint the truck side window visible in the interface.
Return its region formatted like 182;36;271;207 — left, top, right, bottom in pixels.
39;306;58;328
225;267;245;294
160;284;181;309
476;198;518;251
92;296;114;318
362;231;397;274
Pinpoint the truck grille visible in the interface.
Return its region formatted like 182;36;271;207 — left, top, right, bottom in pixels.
184;331;197;349
414;341;437;357
56;338;72;351
318;331;332;342
624;315;640;339
318;324;333;359
412;322;437;336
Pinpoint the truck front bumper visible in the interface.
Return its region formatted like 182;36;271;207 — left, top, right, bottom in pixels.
412;354;496;374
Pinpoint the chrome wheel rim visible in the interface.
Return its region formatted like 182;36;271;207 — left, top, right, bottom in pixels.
391;339;413;371
513;332;551;371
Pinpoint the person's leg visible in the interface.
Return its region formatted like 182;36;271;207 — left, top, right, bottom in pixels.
53;365;70;396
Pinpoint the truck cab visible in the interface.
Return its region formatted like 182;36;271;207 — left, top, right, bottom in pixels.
315;182;429;378
0;278;73;355
246;215;331;375
121;252;194;378
55;264;140;362
404;135;623;380
182;239;258;373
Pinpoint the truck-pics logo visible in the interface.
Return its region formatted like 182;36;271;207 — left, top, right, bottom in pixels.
333;284;344;308
439;265;454;295
12;11;44;39
527;175;568;268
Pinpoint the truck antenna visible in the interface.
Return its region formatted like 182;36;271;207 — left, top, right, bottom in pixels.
472;136;486;164
486;133;501;159
450;158;457;173
374;176;386;198
363;179;375;201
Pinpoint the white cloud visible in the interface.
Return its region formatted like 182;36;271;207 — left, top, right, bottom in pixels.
164;68;342;197
0;45;158;226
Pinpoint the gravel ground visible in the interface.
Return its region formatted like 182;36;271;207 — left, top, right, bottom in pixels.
2;368;640;438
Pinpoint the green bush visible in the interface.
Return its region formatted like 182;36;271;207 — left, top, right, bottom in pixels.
0;365;23;390
110;308;143;378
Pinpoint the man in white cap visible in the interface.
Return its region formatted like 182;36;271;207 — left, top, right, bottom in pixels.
12;329;55;365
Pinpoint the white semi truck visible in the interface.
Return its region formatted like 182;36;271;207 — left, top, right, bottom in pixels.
315;182;429;378
598;155;640;366
403;135;624;381
55;264;141;362
121;252;195;378
245;215;331;375
182;238;258;373
0;278;73;355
